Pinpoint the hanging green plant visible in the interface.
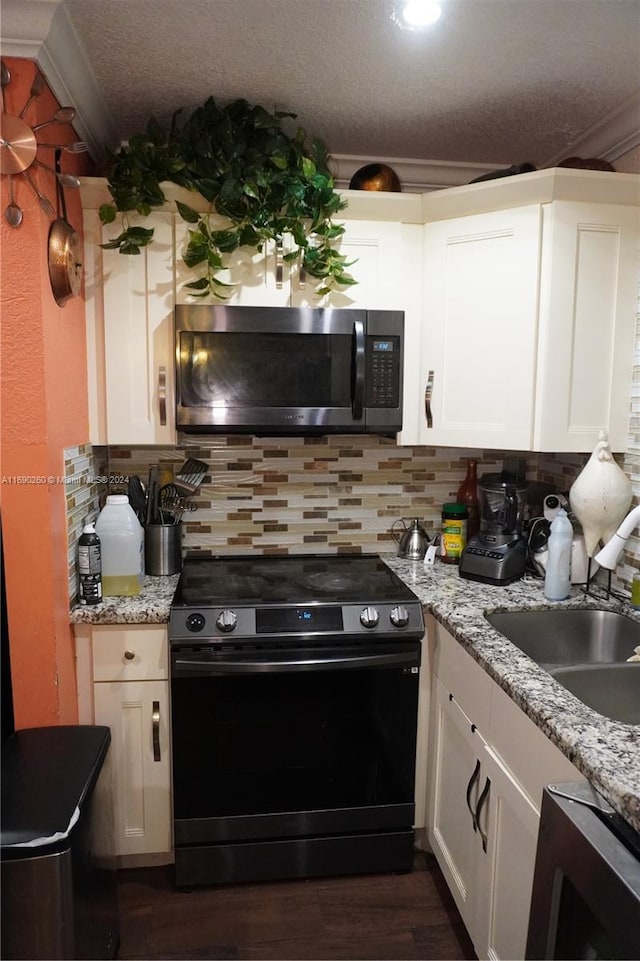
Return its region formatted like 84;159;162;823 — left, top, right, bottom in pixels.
99;98;356;298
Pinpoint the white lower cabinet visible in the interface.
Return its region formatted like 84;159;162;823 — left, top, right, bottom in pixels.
477;743;541;961
425;616;583;960
75;624;172;863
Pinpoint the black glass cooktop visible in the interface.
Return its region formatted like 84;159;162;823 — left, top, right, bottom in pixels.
172;553;417;608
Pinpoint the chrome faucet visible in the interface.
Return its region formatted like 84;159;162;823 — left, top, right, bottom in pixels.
594;503;640;570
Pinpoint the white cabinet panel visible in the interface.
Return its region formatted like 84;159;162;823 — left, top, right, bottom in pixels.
478;745;540;961
94;679;171;858
426;621;585;960
418;205;541;449
100;213;176;444
414;193;637;452
534;202;639;451
75;623;173;863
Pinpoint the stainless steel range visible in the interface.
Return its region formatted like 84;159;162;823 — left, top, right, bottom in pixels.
169;553;424;887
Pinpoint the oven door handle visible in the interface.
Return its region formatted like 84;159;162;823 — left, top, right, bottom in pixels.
172;649;419;674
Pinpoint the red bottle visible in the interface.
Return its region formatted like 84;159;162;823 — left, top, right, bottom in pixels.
457;458;480;539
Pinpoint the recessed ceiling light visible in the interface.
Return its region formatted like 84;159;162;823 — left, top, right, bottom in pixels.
401;0;442;27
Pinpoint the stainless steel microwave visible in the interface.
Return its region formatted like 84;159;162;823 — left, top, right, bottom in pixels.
174;305;404;435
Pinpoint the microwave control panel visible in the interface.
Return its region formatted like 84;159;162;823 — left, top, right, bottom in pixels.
366;336;401;407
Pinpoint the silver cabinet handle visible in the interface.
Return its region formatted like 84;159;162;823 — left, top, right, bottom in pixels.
124;649;135;661
424;370;434;428
465;758;481;831
298;260;306;289
275;237;284;288
352;319;365;420
158;366;167;426
152;700;161;762
476;776;491;852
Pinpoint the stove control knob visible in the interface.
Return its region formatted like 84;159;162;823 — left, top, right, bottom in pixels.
360;606;379;629
216;609;237;633
186;612;206;633
390;605;410;628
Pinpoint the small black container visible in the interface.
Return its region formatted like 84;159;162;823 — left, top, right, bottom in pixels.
78;522;102;605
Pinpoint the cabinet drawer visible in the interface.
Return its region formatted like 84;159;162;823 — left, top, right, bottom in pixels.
92;626;168;681
432;620;491;731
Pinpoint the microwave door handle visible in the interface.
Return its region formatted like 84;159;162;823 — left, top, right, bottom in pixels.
352;319;365;420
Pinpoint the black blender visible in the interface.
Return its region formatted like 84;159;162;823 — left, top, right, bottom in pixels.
459;472;528;585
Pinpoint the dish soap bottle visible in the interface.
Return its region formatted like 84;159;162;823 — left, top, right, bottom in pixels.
544;508;573;601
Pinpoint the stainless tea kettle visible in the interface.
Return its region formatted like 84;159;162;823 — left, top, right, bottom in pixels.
392;518;430;560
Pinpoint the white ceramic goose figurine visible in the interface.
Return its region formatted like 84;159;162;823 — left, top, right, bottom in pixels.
569;431;633;557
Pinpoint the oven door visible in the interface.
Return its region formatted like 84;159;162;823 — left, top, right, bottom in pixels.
170;641;420;882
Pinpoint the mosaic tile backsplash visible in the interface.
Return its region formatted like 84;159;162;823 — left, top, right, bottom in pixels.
64;288;640;603
64;436;639;603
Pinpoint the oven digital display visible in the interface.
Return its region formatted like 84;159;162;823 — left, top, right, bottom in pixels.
256;606;344;633
373;340;394;351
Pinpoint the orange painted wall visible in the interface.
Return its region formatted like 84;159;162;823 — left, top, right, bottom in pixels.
1;58;93;728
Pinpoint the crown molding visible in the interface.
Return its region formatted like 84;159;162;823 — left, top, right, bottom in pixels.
3;1;638;181
0;0;59;55
1;0;117;162
544;90;640;166
330;154;499;191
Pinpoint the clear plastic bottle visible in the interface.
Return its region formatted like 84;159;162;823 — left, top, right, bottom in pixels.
95;495;144;596
544;508;573;601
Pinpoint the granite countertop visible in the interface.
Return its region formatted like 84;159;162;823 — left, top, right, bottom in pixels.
383;553;640;834
69;574;181;624
69;556;640;833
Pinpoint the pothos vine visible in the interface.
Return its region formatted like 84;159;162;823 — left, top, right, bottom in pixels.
99;97;356;298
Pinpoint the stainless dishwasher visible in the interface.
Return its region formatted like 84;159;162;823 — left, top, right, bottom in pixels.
526;781;640;960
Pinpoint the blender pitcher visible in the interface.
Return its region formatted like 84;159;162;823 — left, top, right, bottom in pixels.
478;473;528;544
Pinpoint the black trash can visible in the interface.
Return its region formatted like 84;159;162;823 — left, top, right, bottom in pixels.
1;725;119;960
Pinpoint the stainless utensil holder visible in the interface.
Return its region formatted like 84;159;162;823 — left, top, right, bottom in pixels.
145;523;182;576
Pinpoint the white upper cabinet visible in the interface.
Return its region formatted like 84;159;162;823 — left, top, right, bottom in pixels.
80;171;638;451
412;170;639;452
534;201;638;451
83;206;176;445
417;204;542;450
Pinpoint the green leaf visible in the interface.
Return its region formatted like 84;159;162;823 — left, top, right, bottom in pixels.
99;203;117;224
183;245;208;268
302;157;316;179
176;201;201;223
183;277;210;290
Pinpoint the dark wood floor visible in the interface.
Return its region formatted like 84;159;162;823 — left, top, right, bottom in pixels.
115;851;476;960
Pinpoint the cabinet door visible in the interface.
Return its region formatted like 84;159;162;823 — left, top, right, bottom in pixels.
418;205;541;449
101;213;176;444
427;676;485;943
534;202;638;452
94;679;171;858
475;744;540;961
292;220;424;442
175;220;290;306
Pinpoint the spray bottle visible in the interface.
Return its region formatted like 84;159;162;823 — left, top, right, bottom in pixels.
544;508;573;602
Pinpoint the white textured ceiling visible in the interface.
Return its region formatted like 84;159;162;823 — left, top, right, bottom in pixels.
59;0;640;170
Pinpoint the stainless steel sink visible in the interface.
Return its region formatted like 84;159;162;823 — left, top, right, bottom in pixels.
550;664;640;724
485;609;640;668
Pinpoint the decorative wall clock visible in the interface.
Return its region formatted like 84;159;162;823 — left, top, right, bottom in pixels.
0;60;88;303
